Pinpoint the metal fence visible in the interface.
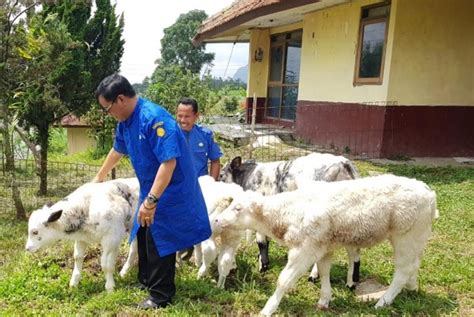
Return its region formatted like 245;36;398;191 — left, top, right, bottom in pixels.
0;121;330;216
0;159;135;215
205;115;330;163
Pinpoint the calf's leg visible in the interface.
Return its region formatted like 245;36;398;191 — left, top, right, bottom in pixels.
260;247;315;316
197;239;217;279
194;242;203;268
256;232;270;272
375;230;427;308
345;247;361;289
308;263;319;283
70;240;87;288
101;239;120;292
120;239;138;277
216;231;242;288
216;245;238;288
316;254;333;308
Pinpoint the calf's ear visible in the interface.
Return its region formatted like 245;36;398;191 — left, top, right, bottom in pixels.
230;157;242;170
47;210;63;223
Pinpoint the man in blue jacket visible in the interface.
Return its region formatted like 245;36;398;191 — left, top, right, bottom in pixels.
93;74;211;309
176;97;222;180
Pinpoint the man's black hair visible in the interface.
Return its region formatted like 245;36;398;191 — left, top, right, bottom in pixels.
95;74;136;102
178;97;198;113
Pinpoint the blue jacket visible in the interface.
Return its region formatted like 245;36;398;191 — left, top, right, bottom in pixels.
113;97;211;256
184;125;223;177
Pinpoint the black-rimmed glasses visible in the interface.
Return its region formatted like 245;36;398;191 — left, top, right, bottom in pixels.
102;98;116;113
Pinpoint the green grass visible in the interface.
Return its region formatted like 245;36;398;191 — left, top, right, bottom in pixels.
0;161;473;315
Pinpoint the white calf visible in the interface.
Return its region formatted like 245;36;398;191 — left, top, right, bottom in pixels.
25;178;139;292
215;175;439;315
195;175;245;288
220;152;360;286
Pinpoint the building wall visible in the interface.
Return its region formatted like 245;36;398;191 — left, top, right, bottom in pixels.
387;0;474;105
245;0;474;157
296;102;474;157
247;28;271;98
299;0;391;103
67;128;95;155
247;23;305;123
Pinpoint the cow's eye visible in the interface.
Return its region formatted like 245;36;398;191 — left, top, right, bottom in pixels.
32;230;38;235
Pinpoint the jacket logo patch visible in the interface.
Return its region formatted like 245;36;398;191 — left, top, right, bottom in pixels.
198;142;204;147
156;127;165;137
152;122;164;129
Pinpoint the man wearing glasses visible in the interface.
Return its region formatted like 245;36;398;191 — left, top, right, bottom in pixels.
93;74;211;309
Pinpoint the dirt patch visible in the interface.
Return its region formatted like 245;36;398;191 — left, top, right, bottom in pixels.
355;278;389;302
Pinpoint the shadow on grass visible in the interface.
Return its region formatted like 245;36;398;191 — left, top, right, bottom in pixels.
380;164;474;185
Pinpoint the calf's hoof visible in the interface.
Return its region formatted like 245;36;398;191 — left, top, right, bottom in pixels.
316;303;330;311
346;283;356;291
69;278;79;288
374;297;390;309
259;263;269;273
105;284;115;293
316;298;330;310
308;275;319;283
119;267;129;278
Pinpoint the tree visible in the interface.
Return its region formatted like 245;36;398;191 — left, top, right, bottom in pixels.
146;64;211;115
82;0;125;158
159;10;214;74
0;0;39;219
14;0;124;194
16;12;78;195
132;76;150;95
83;0;124;92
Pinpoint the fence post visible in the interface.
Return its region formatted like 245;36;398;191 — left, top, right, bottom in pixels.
248;93;257;159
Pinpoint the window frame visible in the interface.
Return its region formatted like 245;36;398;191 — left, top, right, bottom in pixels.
266;30;302;121
353;3;390;86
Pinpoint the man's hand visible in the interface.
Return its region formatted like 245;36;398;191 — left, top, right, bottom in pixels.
91;176;103;183
138;202;156;227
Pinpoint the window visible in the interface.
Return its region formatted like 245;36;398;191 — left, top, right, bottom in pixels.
354;4;390;85
266;30;302;121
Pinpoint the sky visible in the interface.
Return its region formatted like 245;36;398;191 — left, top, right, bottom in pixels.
114;0;249;84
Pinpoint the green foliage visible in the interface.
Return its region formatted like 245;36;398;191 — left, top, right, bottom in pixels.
208;94;243;116
146;64;211;114
132;77;150;96
207;85;246;115
144;9;249;119
83;0;124;92
1;1;125;195
40;0;93;115
48;128;67;155
146;65;247;118
0;163;473;315
160;9;214;74
16;12;75;130
209;77;246;91
84;103;117;159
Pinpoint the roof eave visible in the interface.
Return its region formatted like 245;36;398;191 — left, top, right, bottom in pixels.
193;0;320;46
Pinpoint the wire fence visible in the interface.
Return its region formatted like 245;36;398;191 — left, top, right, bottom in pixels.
0;159;135;215
204;115;330;163
0;116;333;216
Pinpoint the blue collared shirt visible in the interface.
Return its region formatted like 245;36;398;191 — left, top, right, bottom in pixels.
113;97;211;256
184;125;223;177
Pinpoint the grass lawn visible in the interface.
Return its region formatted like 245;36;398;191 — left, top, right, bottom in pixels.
0;161;472;315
